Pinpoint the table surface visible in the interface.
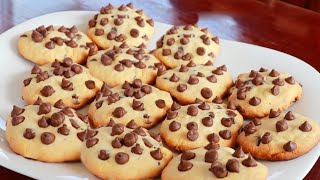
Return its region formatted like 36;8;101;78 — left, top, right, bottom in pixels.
0;0;319;179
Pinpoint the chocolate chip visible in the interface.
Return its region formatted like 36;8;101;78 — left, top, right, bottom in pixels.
198;102;210;110
150;148;163;160
23;128;35;139
283;141;297;152
41;132;55;145
242;154;257;167
271;85;280;96
33;97;43;105
106;119;116;127
269;109;280;118
169;73;180;82
269;69;280;77
166;38;175;46
132;99;144;111
115;152;129;164
276;119;288;132
10;105;24;118
40;85;55;97
60;78;73;91
186;122;198;131
169;121;181;131
187;105;198;116
112;137;123;148
123;132;138;147
252;118;262;126
212;96;223;104
38;102;51;115
178;160;193;171
285;76;295;85
205;142;220;150
199;117;213;128
226;159;240;172
203;149;218;163
65;40;78;48
261;132;272;144
179;65;189;72
181;151;196;161
221;117;234;127
142;138;153;148
112;107;127;118
207;133;220;143
146;19;154;26
187;130;199;141
85;80;95;90
94;28;104;36
23;78;32;86
50;112;65;127
259;67;268;72
212;68;223;75
284;111;295;120
232;147;245;158
129;28;139;38
31;30;43;42
174;51;183;59
99;17;109;25
57;124;70;135
226;102;236;110
95;100;103;109
205;60;213;66
180;37;189;45
162;49;171;56
167;111;178;120
252;76;263;85
76;131;86;141
98;150;109;160
131;79;141;88
196;47;206;56
210;162;228;178
141;85;152;94
61;107;74;117
249;96;261;106
219;130;231;140
133;90;145;99
31;66;41;74
134;60;146;69
36;116;49;128
111;124;124;136
237;91;246;100
71;64;83;74
155;99;166;109
243;122;256;136
177;84;187;92
299;121;312;132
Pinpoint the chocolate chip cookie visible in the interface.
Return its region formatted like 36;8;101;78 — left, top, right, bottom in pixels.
87;45;164;87
6;102;89;162
80;123;173;179
237;111;320;161
228;68;302;118
160;102;243;151
154;25;220;68
18;25;96;65
162;145;268;180
22;58;103;109
156;64;233;105
87;3;154;49
88;79;173;128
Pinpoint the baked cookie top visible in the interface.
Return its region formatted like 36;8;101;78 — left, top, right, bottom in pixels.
88;79;173;128
18;25;96;65
237;111;320;161
162;145;268;180
22;58;103;109
80;124;173;180
228;68;302;118
156;64;233;105
6;102;89;162
87;3;154;49
154;25;220;69
160;102;243;151
87;45;164;87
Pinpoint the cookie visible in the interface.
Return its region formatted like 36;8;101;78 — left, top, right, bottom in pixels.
80;124;173;179
154;25;220;69
87;45;165;87
228;68;302;118
162;145;268;180
22;58;103;109
88;79;173;128
87;3;154;49
160;102;243;151
237;111;320;161
6;102;89;162
18;25;96;65
156;64;233;105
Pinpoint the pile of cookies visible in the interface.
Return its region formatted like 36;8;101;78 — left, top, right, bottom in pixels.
6;2;319;179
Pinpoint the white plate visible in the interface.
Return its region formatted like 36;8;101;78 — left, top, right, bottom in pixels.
0;11;319;180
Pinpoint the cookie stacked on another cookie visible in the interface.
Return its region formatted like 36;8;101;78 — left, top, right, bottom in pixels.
87;44;164;87
81;123;173;180
6;101;89;162
156;64;233;105
87;3;155;49
154;25;220;68
228;68;302;118
18;25;96;65
237;111;320;160
160;102;243;150
162;145;268;180
88;79;173;128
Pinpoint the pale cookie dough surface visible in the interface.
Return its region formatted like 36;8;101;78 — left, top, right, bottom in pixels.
156;64;233;105
22;58;103;109
160;102;243;151
162;146;268;180
6;103;89;162
87;46;164;87
88;79;173;128
18;25;96;65
154;25;220;69
237;111;320;161
81;125;173;180
87;3;154;49
228;68;302;118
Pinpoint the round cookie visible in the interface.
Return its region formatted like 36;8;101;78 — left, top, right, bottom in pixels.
87;3;154;49
22;58;103;109
6;102;89;162
156;64;233;105
88;79;173;128
228;68;302;118
87;45;165;87
162;145;268;180
80;124;173;180
160;102;243;151
237;111;320;161
154;25;220;69
18;25;97;65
